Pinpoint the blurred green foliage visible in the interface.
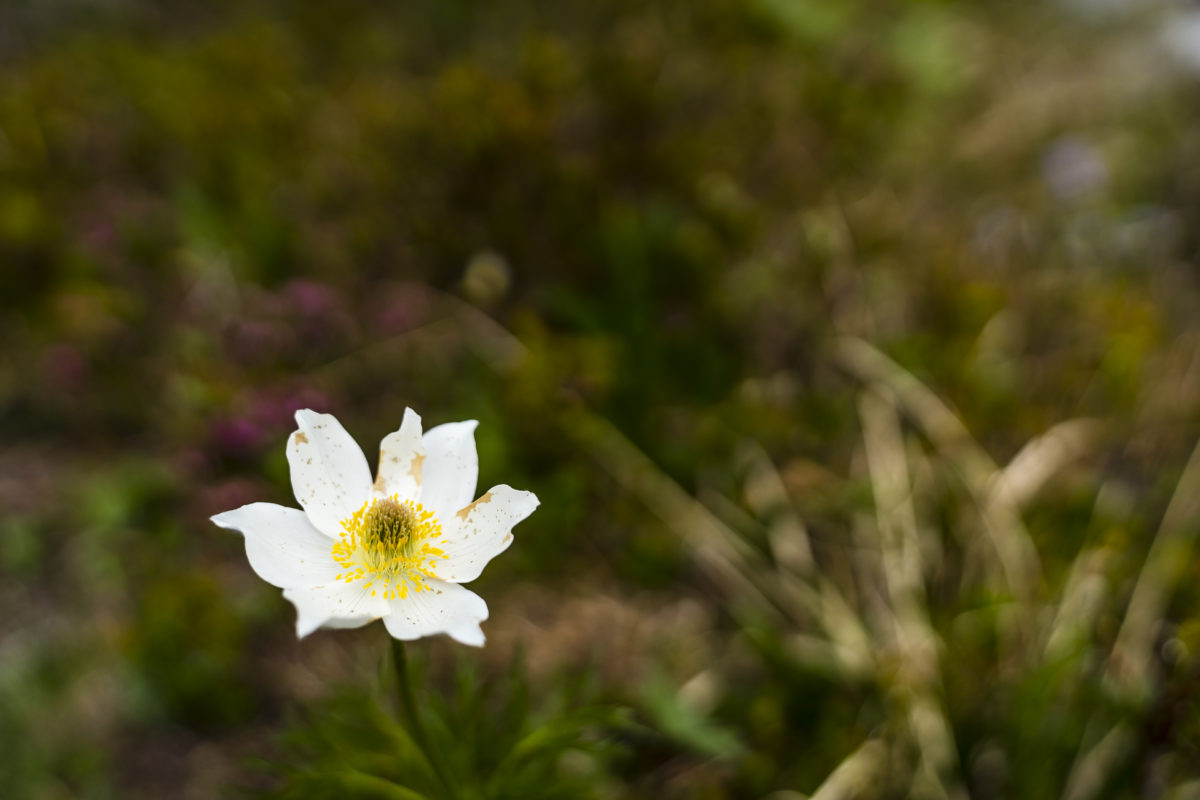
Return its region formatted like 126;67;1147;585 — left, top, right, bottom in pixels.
267;649;631;800
2;0;1200;798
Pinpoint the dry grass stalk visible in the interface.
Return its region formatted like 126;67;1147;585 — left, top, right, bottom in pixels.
835;336;1042;604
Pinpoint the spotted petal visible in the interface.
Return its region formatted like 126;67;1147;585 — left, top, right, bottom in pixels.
434;485;539;583
419;420;479;521
212;503;342;589
382;579;488;646
282;582;391;638
373;407;425;502
288;409;373;537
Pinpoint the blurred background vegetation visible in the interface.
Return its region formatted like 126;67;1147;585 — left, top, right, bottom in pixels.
3;0;1200;797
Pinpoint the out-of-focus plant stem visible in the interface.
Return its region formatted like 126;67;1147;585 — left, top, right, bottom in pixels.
391;639;454;798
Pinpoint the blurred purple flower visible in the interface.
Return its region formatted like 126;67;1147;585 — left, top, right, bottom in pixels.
368;282;435;336
211;417;263;458
209;386;332;462
285;279;341;317
80;219;117;255
227;319;292;364
197;478;264;519
174;448;210;480
248;386;331;433
281;279;358;349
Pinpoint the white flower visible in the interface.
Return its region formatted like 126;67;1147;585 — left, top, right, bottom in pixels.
211;408;538;646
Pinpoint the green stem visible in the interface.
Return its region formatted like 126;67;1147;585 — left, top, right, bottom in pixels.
391;638;454;797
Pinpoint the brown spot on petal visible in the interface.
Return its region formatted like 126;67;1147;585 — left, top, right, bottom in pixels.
373;472;387;493
456;490;494;520
503;533;512;544
294;432;309;444
408;452;425;483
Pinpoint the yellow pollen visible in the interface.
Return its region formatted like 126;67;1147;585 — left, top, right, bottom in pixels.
331;495;447;596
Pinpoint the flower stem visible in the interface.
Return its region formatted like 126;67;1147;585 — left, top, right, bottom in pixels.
391;638;454;797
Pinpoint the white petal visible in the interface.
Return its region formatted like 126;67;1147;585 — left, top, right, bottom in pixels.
434;485;538;583
445;619;486;647
287;409;373;537
382;579;489;646
373;407;425;501
322;615;378;630
282;582;390;638
212;503;342;589
419;420;479;520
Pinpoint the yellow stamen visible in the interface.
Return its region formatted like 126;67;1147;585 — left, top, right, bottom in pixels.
331;495;447;598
